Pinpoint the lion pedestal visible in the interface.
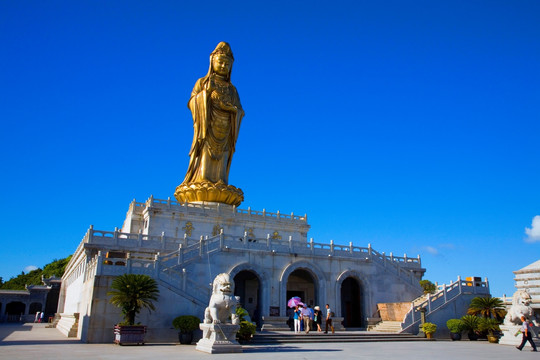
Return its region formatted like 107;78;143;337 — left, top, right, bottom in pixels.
195;273;242;354
196;323;242;354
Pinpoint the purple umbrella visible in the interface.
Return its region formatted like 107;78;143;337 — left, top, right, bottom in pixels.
288;296;304;308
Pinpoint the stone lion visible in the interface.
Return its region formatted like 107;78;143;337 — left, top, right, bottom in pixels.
204;273;239;325
504;289;538;326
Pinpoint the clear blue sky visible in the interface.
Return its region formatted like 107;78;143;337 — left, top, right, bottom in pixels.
1;0;539;298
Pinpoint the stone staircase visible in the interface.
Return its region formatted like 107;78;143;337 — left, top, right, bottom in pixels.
56;313;79;337
369;321;404;333
251;331;426;344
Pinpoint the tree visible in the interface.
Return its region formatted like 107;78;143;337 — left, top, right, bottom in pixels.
107;274;159;325
467;296;506;320
1;256;72;290
419;280;437;294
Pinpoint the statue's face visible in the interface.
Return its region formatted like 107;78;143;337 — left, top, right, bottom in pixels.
212;55;231;77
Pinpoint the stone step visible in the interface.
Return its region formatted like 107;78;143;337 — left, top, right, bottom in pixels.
251;331;424;344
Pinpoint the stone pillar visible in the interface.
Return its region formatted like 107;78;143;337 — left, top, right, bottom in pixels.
196;323;242;354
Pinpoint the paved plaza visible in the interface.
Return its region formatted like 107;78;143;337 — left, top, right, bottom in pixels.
0;323;537;360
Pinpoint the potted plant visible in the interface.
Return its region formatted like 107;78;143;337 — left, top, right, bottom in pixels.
461;315;480;341
478;317;501;343
446;319;464;341
467;296;506;321
107;274;159;345
172;315;201;344
420;322;437;339
235;306;256;343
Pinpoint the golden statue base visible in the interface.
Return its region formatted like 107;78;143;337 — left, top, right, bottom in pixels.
174;181;244;207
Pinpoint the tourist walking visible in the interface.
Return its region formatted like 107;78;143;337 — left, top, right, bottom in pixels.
324;304;334;334
293;306;302;334
34;311;40;323
314;306;322;332
516;316;537;352
302;305;311;333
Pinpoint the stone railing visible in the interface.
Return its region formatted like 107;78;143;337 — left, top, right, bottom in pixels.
128;196;308;222
400;276;490;333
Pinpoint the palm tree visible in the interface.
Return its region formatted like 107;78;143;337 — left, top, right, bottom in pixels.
467;296;506;320
107;274;159;325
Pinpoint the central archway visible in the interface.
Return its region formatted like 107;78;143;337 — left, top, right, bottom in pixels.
286;269;317;308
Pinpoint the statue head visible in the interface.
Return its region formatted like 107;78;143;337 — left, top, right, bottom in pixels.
212;273;234;296
207;42;234;80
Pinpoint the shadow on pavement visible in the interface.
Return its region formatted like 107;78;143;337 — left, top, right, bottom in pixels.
243;345;342;353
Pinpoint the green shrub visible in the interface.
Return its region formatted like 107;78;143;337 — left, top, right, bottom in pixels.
421;322;437;334
172;315;201;333
446;319;464;333
461;315;480;333
419;280;437;294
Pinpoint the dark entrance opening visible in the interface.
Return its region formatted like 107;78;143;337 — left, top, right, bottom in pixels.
5;301;26;322
234;270;261;327
340;277;362;327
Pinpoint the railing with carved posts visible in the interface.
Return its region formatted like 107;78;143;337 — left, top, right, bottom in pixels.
400;276;490;333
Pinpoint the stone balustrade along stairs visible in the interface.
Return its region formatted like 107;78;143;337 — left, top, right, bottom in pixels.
369;276;490;334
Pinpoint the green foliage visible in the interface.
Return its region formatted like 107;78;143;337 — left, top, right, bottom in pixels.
446;319;465;334
461;315;480;332
0;256;72;290
236;306;256;341
172;315;201;333
478;317;501;336
107;274;159;326
420;322;437;335
467;296;506;320
419;280;437;294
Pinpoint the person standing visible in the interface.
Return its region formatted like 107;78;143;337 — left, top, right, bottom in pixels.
34;311;40;323
39;312;44;323
314;306;323;332
516;316;537;351
302;305;311;333
293;306;302;334
324;304;334;334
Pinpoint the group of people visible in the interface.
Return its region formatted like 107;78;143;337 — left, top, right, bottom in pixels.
34;311;45;323
292;304;335;334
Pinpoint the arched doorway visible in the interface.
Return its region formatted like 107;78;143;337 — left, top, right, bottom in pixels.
5;301;26;322
286;269;317;309
29;302;42;315
233;270;261;327
340;277;362;327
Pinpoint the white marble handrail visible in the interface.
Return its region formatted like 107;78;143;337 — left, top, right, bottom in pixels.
400;276;490;333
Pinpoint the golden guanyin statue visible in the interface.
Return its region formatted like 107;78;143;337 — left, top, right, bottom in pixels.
175;42;245;206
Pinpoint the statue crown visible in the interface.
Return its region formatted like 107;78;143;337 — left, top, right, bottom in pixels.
212;42;234;61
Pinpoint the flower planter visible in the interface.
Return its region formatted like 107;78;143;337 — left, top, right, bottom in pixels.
467;331;478;341
450;332;462;341
487;335;499;343
114;325;147;345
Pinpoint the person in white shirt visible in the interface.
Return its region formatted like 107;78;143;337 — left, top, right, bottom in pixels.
324;304;334;334
301;305;311;333
517;316;537;351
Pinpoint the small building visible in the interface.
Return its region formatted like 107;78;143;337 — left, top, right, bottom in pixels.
0;276;61;323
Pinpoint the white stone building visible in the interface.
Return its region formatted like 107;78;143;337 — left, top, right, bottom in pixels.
57;196;426;342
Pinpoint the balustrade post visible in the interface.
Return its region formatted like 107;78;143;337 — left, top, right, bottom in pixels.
484;277;489;292
266;234;270;249
404;253;408;263
411;303;415;323
182;268;187;291
138;229;143;247
96;251;103;275
219;229;224;250
330;240;334;255
167;196;171;208
368;243;372;256
178;244;183;265
443;284;447;302
382;252;386;267
244;231;248;247
457;276;462;294
114;227;119;246
88;225;94;243
427;293;431;313
262;208;266;217
154;253;160;278
161;231;166;249
183;233;188;247
291;212;294;221
349;242;353;254
390;252;394;263
277;210;280;218
199;236;204;257
248;206;251;215
310;238;314;255
417;254;421;266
